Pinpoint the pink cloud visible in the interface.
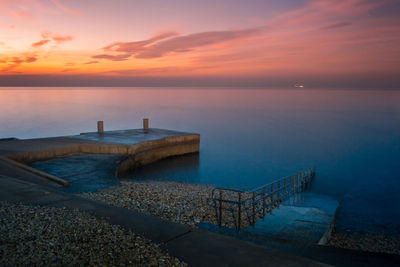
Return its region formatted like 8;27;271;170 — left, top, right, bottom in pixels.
319;22;352;31
50;0;81;16
41;31;73;44
93;28;260;61
7;10;35;20
103;31;178;52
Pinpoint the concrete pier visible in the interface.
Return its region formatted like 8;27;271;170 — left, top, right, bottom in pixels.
0;127;200;186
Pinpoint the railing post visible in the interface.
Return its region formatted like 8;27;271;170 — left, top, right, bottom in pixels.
293;174;296;196
270;183;274;205
262;187;266;217
288;176;291;202
252;191;256;226
277;181;280;200
238;192;241;231
298;172;301;193
219;190;222;228
284;178;286;197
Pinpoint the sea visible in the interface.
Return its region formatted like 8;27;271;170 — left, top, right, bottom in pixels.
0;87;399;237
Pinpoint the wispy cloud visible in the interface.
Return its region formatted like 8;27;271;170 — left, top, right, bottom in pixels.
41;31;73;44
103;32;178;52
7;10;35;20
31;39;50;47
93;28;260;61
60;68;79;72
50;0;81;16
84;60;99;64
319;22;352;31
2;56;37;71
92;54;130;61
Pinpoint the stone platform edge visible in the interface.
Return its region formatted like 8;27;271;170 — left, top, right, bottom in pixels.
3;133;200;186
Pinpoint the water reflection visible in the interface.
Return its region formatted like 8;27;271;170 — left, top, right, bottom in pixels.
125;153;200;183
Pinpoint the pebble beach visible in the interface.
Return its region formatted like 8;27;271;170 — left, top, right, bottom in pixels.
0;201;186;266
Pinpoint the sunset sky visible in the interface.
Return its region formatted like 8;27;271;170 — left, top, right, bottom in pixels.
1;0;399;87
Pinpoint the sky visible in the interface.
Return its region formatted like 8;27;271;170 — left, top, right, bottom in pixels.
0;0;399;87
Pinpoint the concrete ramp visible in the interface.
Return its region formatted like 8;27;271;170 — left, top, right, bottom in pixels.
246;193;339;245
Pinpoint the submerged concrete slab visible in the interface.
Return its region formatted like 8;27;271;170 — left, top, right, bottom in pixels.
246;193;339;244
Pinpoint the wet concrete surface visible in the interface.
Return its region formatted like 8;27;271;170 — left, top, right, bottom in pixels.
246;193;339;244
72;128;195;145
30;154;126;193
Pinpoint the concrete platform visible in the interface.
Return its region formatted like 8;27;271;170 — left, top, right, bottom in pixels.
73;128;191;145
0;128;200;185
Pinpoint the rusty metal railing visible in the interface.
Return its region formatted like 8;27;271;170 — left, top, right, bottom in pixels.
208;167;316;231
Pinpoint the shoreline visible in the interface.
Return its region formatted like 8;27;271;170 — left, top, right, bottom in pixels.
81;180;400;256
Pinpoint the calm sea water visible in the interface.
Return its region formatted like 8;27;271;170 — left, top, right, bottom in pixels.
1;87;399;236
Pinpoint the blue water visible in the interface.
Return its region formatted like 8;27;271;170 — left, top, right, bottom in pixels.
1;88;399;236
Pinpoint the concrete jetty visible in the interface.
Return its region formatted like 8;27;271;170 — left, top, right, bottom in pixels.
0;124;200;186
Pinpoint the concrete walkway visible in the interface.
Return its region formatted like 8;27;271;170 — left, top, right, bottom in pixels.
0;167;327;267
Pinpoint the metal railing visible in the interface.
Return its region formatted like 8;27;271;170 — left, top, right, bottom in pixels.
208;167;316;231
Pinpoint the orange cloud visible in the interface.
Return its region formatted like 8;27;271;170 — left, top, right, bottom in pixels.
84;60;99;64
2;56;37;72
41;31;74;44
60;68;79;72
31;39;50;47
92;54;130;61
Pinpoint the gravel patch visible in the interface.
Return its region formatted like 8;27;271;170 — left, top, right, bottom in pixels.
81;181;216;227
0;201;186;267
81;181;266;229
329;232;400;255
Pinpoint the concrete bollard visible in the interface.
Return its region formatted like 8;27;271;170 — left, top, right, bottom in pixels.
97;121;104;134
143;118;149;130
